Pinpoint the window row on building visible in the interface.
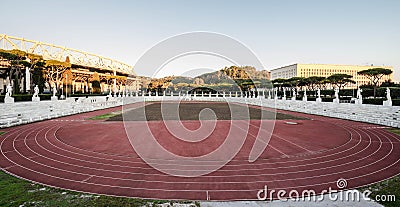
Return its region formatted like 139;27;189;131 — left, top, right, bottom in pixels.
270;63;393;89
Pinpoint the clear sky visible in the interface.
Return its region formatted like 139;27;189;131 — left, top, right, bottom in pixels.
2;0;399;80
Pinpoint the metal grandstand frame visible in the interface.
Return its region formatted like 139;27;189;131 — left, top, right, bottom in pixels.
0;34;135;75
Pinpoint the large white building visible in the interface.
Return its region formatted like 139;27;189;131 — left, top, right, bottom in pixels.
270;63;393;88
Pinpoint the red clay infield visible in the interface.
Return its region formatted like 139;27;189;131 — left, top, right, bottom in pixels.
1;101;400;200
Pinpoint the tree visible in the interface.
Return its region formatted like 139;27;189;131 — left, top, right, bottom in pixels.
271;78;287;90
357;68;393;98
44;60;71;90
318;78;331;90
20;53;45;93
32;67;46;93
26;54;45;91
13;75;20;94
0;49;27;94
327;74;355;91
91;72;101;93
380;80;397;88
258;79;273;88
62;69;73;94
303;76;326;90
287;77;304;89
2;51;46;93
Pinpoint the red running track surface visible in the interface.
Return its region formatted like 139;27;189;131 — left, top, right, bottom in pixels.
0;102;399;200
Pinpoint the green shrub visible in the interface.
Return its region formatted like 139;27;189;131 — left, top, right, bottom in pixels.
362;98;384;105
363;98;400;106
69;93;107;97
361;87;400;98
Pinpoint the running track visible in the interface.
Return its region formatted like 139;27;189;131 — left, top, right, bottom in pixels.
1;102;400;200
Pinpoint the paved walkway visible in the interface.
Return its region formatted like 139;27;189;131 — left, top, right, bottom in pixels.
201;191;384;206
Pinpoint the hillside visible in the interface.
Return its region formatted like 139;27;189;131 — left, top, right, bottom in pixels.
146;66;271;92
197;66;270;84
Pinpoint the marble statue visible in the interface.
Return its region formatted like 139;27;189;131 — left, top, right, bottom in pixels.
6;84;12;97
52;86;57;97
33;85;39;97
386;87;391;101
45;82;50;90
334;88;339;99
291;89;296;101
316;88;322;103
283;89;286;100
32;85;41;102
333;88;340;104
4;84;14;103
51;86;58;101
303;88;307;102
355;88;363;104
383;87;392;106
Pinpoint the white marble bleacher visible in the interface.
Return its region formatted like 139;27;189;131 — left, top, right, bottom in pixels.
2;93;400;129
0;97;123;128
188;96;400;128
264;99;400;128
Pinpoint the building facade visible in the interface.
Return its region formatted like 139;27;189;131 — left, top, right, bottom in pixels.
270;63;393;88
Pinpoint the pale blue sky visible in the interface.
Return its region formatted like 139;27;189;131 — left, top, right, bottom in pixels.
2;0;399;80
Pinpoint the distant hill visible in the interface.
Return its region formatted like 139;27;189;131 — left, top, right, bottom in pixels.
146;66;271;92
197;66;270;84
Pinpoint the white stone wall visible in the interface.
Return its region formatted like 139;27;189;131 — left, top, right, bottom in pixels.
0;97;122;128
2;95;400;129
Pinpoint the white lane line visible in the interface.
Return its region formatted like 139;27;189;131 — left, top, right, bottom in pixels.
82;175;95;182
28;118;379;179
51;120;350;167
22;118;395;186
2;150;15;154
268;145;289;158
2;165;16;170
247;121;314;153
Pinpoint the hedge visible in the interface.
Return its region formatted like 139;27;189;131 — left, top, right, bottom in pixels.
361;87;400;99
280;89;356;97
279;87;400;99
362;98;384;105
68;93;107;97
362;98;400;106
